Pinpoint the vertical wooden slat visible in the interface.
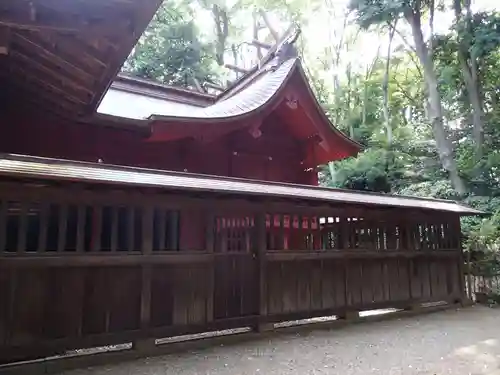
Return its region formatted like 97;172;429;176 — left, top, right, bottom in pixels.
0;200;5;252
205;211;215;322
308;216;314;250
279;214;285;250
37;202;49;253
297;214;303;249
157;209;166;251
455;215;467;302
405;220;413;251
76;205;86;253
340;216;348;249
220;217;228;252
168;211;179;251
256;212;267;319
140;206;154;333
91;206;102;252
127;207;135;252
110;206;119;252
16;202;28;253
141;206;154;254
57;204;68;252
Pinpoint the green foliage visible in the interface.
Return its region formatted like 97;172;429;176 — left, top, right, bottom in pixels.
326;148;409;193
348;0;411;28
121;0;500;258
123;0;219;87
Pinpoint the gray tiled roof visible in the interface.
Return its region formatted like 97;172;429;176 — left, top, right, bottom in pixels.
149;59;297;121
0;154;483;215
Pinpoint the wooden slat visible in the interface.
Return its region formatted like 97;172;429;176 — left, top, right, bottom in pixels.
15;202;28;253
7;56;88;104
140;265;152;330
90;206;102;252
57;204;68;252
127;207;135;252
0;253;215;268
266;250;459;261
256;212;267;317
0;200;6;252
110;206;118;252
11;31;97;87
157;209;166;251
37;203;49;253
168;211;179;251
206;212;215;322
75;205;86;253
279;214;285;250
142;206;154;254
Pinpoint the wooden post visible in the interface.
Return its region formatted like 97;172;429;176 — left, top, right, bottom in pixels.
206;211;215;323
254;211;272;332
466;247;473;301
134;205;155;352
455;215;468;305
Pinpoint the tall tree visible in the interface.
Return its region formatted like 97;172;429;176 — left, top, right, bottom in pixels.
383;20;398;144
349;0;467;194
452;0;484;161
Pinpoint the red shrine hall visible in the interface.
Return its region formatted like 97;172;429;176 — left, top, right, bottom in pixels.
1;41;360;185
0;0;481;367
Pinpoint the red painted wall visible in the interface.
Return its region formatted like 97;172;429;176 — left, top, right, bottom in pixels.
0;114;315;184
0;113;318;252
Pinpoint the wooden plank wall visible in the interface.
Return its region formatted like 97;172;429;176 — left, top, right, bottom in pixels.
0;182;464;364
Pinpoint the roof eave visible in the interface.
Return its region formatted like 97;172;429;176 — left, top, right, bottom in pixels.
294;61;363;156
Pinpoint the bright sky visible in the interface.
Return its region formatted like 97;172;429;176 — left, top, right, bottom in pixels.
193;0;498;83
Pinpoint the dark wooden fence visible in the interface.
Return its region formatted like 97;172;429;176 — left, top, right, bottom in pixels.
0;181;465;364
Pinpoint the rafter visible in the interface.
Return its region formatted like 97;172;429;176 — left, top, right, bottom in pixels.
0;66;83;110
10;49;93;102
0;1;133;37
251;39;271;50
203;82;225;92
224;63;250;74
11;31;97;88
33;31;108;71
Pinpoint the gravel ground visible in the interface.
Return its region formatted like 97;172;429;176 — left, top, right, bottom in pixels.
62;306;500;375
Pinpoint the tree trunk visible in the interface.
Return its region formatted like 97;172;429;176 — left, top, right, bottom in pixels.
212;4;229;66
406;9;466;194
328;161;336;182
453;0;484;161
383;21;397;145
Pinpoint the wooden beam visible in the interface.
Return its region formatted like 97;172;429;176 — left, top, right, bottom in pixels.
258;10;280;41
191;77;204;93
11;31;96;87
32;31;108;71
251;39;272;50
2;66;85;108
10;49;93;101
0;253;215;268
224;63;250;74
203;82;225;92
0;2;132;37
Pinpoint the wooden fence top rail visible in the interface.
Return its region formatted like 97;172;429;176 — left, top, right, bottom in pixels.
0;153;483;215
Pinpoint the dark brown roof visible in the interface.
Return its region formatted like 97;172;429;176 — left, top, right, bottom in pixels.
0;154;482;215
0;0;162;117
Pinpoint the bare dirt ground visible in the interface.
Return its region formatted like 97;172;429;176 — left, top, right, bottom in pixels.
62;306;500;375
